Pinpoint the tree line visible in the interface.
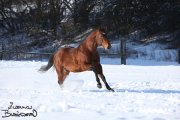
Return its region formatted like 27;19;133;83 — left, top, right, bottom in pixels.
0;0;179;38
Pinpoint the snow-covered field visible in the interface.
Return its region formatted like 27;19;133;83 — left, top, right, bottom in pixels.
0;58;180;120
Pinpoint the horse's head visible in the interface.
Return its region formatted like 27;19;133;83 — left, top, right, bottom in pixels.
95;28;111;50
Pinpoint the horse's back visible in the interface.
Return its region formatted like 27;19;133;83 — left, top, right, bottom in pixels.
61;47;76;54
55;47;76;61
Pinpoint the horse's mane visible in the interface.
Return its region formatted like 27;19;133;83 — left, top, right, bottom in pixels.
78;30;97;48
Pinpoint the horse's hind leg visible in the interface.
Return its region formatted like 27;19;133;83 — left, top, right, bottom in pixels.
55;66;69;87
96;64;114;92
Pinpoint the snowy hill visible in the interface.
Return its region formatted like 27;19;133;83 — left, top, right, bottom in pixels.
0;29;179;62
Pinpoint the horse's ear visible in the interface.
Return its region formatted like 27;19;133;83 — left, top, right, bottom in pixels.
97;27;106;33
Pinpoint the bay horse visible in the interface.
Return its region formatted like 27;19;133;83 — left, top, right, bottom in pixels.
39;28;114;92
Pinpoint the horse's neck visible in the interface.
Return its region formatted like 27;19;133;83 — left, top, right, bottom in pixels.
78;32;98;53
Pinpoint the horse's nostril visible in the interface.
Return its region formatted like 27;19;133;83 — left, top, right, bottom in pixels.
108;45;111;49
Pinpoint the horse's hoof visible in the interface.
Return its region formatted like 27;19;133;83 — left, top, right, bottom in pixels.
108;88;115;92
110;89;115;92
59;84;64;89
97;84;102;89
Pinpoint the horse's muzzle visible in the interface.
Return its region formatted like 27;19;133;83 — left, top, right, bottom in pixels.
107;44;111;49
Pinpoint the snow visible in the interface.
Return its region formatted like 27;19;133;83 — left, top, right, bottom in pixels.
0;58;180;120
103;41;178;62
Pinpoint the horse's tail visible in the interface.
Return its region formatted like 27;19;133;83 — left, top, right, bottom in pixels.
39;54;54;72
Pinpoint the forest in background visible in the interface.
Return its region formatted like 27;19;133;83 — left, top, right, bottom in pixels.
0;0;180;60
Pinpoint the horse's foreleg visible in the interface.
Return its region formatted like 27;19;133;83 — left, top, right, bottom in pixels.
83;63;102;88
92;67;102;89
96;64;114;92
98;74;114;92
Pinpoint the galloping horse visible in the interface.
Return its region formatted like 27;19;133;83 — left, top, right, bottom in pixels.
39;28;114;92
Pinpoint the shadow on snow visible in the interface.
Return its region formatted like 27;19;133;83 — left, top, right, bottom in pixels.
85;89;180;94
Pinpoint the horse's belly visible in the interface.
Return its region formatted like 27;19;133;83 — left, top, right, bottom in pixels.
65;65;82;72
65;62;91;72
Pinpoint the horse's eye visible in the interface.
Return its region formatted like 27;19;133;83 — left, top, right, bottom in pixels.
102;33;106;37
